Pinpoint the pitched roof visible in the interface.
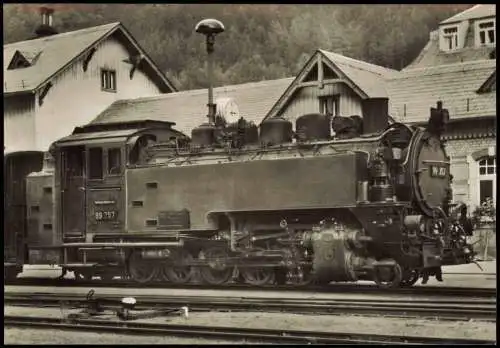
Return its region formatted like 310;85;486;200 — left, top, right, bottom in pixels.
263;49;398;120
387;60;496;123
441;4;496;24
4;22;176;95
406;29;495;68
477;70;496;93
90;77;294;135
319;49;398;98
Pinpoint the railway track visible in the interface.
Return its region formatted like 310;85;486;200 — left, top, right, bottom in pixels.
4;315;495;345
6;277;497;298
4;291;497;321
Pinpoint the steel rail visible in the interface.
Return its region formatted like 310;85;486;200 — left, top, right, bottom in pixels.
6;277;497;298
4;315;495;345
4;292;497;321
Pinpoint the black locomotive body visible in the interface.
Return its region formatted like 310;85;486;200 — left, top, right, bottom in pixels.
4;151;44;279
5;99;475;288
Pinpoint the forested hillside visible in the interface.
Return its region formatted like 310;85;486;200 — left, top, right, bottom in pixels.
3;4;472;90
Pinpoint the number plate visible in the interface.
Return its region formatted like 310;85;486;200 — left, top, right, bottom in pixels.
430;165;447;178
95;210;117;221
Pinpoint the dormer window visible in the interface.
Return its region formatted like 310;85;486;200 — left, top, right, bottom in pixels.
7;50;41;70
442;26;459;51
476;19;495;46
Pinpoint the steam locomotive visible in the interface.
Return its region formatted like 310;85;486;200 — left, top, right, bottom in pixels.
4;98;475;288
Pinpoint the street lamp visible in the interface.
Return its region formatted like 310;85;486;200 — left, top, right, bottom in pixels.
195;18;225;125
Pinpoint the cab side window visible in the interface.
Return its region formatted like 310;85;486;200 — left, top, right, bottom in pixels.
107;148;122;175
65;147;84;177
88;148;103;180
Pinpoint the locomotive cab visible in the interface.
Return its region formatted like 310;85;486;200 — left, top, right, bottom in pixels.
52;121;182;243
20;121;187;276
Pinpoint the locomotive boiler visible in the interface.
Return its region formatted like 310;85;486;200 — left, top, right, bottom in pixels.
15;97;475;288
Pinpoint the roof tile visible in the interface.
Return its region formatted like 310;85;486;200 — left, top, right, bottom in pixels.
441;4;496;24
90;77;294;135
388;60;496;123
320;49;398;98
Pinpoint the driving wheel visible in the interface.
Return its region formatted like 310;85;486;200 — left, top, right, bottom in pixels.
160;249;195;284
198;246;234;285
240;266;275;286
373;262;403;288
239;248;275;286
128;251;159;284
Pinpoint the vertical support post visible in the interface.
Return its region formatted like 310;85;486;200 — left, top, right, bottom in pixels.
206;34;216;125
317;54;324;89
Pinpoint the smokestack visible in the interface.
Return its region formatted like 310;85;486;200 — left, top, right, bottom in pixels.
361;98;389;134
34;7;58;39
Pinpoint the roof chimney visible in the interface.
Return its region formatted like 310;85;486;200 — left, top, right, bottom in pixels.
34;7;58;38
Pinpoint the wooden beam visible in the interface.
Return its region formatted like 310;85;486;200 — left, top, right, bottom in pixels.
317;54;324;89
265;53;319;120
128;54;144;80
298;78;344;89
83;48;96;72
38;82;53;106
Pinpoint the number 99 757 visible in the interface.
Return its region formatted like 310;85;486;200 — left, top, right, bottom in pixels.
95;211;117;221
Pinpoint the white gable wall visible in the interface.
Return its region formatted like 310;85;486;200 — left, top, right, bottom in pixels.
3;95;37;152
277;83;363;127
32;35;163;151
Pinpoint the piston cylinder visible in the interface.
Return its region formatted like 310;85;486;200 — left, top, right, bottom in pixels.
311;227;372;283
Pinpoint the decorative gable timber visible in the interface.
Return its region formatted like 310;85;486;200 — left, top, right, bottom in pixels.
302;60;339;84
477;70;496;93
38;82;53;106
82;47;96;72
123;54;145;80
264;50;369;120
111;26;176;92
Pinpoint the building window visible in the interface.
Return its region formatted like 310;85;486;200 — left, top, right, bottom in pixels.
101;69;116;92
442;26;459;51
107;148;122;175
477;20;495;46
478;156;496;204
319;95;340;116
88;147;103;180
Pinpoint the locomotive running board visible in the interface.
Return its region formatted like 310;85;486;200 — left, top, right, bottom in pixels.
61;242;184;248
